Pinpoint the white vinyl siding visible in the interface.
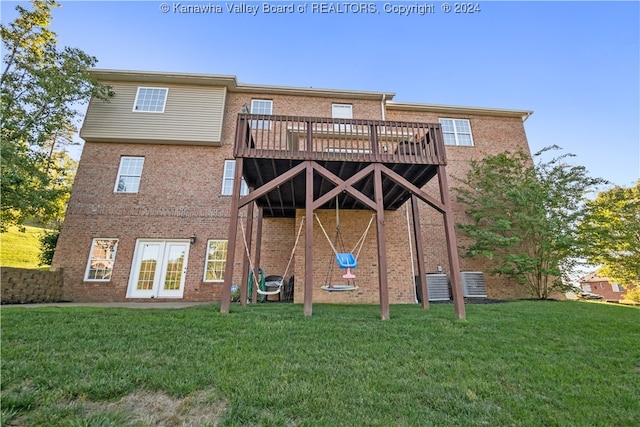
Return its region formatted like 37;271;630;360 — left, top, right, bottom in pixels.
84;239;119;281
204;240;228;282
115;157;144;193
222;160;249;196
81;82;226;144
439;118;474;146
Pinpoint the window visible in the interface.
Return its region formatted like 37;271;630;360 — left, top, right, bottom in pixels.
332;104;353;119
222;160;249;196
133;87;168;113
204;240;228;282
115;157;144;193
85;239;118;281
332;103;353;132
612;283;625;292
250;99;272;129
582;284;592;292
439;118;474;146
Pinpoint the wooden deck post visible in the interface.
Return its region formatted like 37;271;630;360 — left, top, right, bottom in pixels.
374;164;390;320
252;207;264;304
437;165;466;320
220;157;245;314
411;195;429;309
304;161;314;316
240;202;254;307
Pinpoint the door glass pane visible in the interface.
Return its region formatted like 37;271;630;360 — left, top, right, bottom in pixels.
163;245;186;291
137;244;159;290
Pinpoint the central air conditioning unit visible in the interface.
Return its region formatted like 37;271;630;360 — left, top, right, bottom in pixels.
461;271;487;298
426;273;451;301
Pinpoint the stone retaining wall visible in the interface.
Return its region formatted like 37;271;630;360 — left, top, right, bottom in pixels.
1;267;64;304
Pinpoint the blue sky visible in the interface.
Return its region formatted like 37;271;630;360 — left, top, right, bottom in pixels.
3;1;639;188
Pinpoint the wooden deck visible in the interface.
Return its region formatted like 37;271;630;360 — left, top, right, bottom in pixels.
222;114;466;320
234;114;447;216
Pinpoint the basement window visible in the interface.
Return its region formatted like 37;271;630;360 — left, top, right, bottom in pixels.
84;239;119;281
133;87;168;113
204;240;228;282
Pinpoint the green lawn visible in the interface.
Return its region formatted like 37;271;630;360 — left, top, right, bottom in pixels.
1;301;639;426
0;225;47;269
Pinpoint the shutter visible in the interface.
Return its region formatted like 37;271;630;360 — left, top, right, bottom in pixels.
461;271;487;298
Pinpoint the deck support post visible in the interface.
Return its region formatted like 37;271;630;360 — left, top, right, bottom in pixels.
374;164;390;320
252;207;264;304
411;195;429;309
240;202;254;307
437;165;466;320
220;157;245;314
304;161;314;316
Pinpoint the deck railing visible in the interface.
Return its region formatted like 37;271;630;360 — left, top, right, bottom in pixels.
234;114;447;165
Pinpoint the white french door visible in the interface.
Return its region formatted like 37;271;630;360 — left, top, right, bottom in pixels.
127;240;190;298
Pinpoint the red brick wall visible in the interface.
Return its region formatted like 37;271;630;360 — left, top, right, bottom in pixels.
386;110;533;300
54;86;533;303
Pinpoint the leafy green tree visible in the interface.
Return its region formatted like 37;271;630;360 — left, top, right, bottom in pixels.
454;146;606;299
1;0;110;232
579;181;640;286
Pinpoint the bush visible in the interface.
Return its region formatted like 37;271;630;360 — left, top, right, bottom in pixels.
39;228;59;266
623;286;640;303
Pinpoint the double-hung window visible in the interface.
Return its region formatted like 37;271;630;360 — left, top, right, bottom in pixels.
332;103;353;132
439;118;474;146
612;283;625;292
133;87;168;113
85;238;119;281
250;99;272;129
204;240;228;282
115;157;144;193
222;160;249;196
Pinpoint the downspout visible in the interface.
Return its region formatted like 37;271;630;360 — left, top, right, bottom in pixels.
381;94;386;120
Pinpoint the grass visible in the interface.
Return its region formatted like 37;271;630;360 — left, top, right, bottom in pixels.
1;301;639;426
0;225;48;269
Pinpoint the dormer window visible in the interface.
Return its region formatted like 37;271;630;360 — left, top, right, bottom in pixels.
133;87;168;113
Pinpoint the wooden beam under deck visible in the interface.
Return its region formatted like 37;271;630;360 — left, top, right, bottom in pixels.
220;114;466;319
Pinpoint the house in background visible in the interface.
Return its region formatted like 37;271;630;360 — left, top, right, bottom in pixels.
51;69;534;316
579;271;634;302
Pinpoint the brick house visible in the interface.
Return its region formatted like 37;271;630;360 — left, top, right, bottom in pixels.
579;271;635;302
52;69;534;317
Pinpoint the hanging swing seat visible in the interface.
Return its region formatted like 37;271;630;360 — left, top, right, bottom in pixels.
336;253;357;279
321;284;359;292
336;253;357;269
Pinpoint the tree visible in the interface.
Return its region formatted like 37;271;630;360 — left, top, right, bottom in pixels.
1;0;110;232
454;146;607;299
579;181;640;286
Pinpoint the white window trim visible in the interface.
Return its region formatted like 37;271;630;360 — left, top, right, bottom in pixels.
332;103;353;132
332;103;353;119
250;99;273;129
203;239;228;282
439;118;474;147
222;160;249;196
132;87;168;113
114;156;145;193
612;283;624;292
84;238;119;282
